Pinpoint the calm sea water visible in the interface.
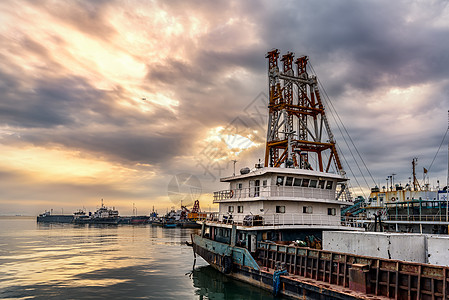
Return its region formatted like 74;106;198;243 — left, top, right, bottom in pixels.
0;217;278;299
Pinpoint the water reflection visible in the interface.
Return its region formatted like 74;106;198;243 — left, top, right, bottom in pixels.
192;265;275;300
0;217;281;299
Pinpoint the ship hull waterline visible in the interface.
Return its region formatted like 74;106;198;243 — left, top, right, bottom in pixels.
192;234;368;300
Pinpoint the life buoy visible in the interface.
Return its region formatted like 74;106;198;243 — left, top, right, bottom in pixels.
391;197;396;202
229;190;234;198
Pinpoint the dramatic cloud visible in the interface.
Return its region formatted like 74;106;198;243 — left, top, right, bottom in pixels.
0;0;448;215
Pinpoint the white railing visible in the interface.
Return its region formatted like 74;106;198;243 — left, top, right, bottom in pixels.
207;213;342;227
386;215;449;222
213;185;336;202
340;216;367;228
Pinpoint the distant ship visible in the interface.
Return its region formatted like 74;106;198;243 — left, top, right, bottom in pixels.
344;157;449;234
37;210;73;223
73;199;119;224
38;199;121;224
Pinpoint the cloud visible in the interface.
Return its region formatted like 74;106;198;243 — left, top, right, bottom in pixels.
1;0;449;215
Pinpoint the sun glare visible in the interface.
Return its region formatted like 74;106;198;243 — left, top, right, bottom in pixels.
0;145;134;184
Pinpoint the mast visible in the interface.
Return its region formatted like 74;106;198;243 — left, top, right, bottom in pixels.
412;158;421;191
446;110;449;224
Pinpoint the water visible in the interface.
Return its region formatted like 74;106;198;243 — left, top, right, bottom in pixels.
0;217;277;299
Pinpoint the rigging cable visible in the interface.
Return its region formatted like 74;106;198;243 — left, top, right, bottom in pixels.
427;126;449;174
335;142;367;199
309;62;377;191
308;63;369;195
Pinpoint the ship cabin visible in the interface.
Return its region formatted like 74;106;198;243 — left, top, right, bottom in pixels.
364;185;449;233
201;167;358;254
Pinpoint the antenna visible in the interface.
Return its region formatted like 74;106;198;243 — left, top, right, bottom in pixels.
391;173;396;190
231;160;237;176
446;110;449;222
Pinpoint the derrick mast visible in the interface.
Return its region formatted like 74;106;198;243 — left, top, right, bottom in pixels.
264;49;345;177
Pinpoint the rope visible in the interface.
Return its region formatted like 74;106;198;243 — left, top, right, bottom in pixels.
273;269;288;296
309;62;377;194
427;127;449;174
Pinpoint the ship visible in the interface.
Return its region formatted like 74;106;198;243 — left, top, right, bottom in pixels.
178;200;207;228
151;217;177;228
37;210;74;223
73;199;120;224
351;157;449;234
191;49;374;298
190;49;449;299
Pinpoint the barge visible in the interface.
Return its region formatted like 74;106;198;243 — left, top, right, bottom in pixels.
37;211;73;223
193;232;449;299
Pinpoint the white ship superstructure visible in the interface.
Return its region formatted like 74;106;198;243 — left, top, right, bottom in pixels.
212;167;350;229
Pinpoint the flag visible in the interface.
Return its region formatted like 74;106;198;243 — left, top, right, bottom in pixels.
423;167;428;174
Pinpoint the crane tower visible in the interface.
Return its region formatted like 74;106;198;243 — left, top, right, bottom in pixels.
265;49;344;177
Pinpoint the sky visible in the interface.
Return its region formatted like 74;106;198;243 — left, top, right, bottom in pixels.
1;0;449;216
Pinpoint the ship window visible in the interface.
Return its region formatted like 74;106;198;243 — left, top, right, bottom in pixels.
303;206;313;214
237;183;243;189
318;180;326;189
276;206;285;213
263;180;267;187
254;180;260;197
237;206;244;213
309;179;318;188
293;178;302;186
276;176;284;185
325;181;333;190
228;206;234;213
302;178;310;187
328;208;336;216
285;177;293;186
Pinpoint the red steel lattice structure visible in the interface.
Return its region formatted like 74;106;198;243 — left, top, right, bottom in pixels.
264;49;344;175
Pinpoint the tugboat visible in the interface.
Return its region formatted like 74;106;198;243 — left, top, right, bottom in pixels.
192;49;363;298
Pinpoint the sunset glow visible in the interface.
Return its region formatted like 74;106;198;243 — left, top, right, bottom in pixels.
0;0;448;216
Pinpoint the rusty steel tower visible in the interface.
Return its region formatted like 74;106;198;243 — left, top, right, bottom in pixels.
264;49;344;177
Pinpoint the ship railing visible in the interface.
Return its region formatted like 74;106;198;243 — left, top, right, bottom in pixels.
213;185;337;202
206;213;342;227
340;216;368;228
386;214;449;222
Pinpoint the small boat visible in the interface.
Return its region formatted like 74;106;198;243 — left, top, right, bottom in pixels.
152;218;177;228
130;216;150;224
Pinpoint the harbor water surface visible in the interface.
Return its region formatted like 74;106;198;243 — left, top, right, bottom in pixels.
0;216;279;299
